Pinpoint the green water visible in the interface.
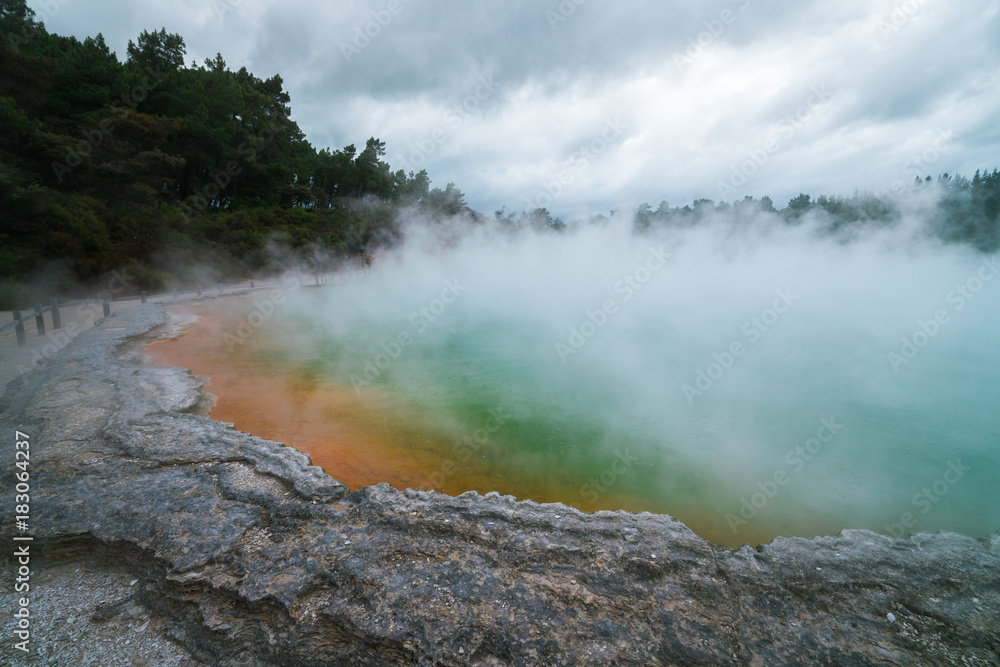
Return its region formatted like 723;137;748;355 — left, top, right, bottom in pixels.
265;239;1000;546
283;315;702;498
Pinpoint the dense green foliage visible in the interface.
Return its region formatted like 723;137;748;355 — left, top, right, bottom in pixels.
630;171;1000;251
0;1;468;304
0;1;996;309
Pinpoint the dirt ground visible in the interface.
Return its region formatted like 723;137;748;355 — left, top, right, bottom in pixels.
0;288;261;666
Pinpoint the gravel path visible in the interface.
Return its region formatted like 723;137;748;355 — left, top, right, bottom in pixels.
0;555;207;667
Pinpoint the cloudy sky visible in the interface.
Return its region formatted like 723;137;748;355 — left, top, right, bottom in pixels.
33;0;1000;218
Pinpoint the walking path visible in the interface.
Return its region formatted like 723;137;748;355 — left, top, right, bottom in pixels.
0;272;369;397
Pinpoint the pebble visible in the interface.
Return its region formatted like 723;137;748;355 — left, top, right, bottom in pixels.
887;613;896;623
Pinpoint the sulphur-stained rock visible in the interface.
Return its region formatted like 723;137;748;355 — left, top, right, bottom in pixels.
1;304;998;666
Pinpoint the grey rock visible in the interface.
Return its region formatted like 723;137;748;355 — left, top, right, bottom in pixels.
1;304;997;666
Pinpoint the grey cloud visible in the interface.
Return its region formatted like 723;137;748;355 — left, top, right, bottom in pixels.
33;0;1000;216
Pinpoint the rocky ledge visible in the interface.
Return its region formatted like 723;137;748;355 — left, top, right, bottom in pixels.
1;304;997;666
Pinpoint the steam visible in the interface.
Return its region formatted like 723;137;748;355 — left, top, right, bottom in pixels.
260;193;999;546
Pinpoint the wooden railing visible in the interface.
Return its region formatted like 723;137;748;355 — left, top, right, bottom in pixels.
1;271;369;347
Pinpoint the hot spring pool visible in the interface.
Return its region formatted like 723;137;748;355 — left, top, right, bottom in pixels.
150;223;1000;547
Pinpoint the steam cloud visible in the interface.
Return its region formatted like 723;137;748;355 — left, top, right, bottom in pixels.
262;191;999;546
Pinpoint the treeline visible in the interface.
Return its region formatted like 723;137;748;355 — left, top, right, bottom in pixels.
495;169;1000;250
1;1;996;309
0;2;470;306
628;171;1000;250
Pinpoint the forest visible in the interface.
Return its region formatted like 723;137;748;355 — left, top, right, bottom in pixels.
1;0;997;308
630;171;1000;250
0;1;470;306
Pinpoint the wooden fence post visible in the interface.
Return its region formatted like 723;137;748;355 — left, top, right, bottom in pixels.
102;299;111;318
50;298;61;329
34;304;45;336
12;311;25;346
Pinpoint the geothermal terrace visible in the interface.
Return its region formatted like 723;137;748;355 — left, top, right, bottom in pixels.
0;302;997;665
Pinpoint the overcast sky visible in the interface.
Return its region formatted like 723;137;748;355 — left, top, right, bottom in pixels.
33;0;1000;218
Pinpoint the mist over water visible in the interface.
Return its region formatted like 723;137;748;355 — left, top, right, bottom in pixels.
257;206;1000;546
